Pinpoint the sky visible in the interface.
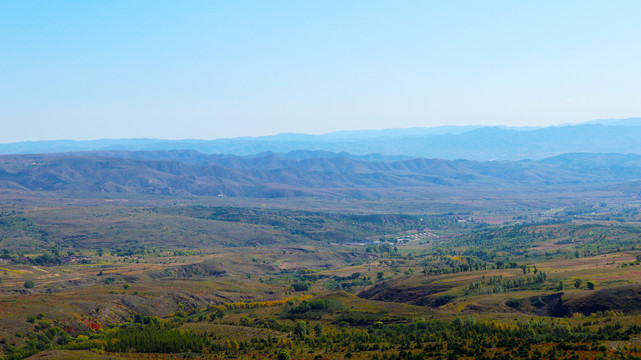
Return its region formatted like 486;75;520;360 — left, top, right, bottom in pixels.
1;1;641;142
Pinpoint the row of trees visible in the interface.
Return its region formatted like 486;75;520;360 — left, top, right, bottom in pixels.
8;296;641;360
573;278;596;290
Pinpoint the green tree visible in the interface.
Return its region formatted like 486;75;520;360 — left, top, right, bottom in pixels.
294;320;308;338
24;280;35;289
586;281;596;290
278;349;291;360
313;322;323;337
574;279;582;289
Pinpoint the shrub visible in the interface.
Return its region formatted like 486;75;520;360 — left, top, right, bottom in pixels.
531;296;546;308
434;294;456;307
506;298;522;309
292;281;311;291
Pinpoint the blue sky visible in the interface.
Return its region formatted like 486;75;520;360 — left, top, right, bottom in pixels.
1;1;640;142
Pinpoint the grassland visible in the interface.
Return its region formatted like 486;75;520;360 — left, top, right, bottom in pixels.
1;194;641;359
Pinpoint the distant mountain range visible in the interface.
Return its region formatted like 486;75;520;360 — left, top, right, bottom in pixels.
1;150;640;199
2;118;641;160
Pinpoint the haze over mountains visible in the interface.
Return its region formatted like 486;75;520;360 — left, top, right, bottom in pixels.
2;119;641;161
1;151;640;199
1;118;640;200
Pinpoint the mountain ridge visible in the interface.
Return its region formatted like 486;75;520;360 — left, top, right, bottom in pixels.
1;150;639;199
2;120;641;160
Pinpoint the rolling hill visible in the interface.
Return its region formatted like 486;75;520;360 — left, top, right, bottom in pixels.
1;150;640;199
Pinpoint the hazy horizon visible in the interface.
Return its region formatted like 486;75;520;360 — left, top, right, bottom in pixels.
2;117;641;144
3;1;641;143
